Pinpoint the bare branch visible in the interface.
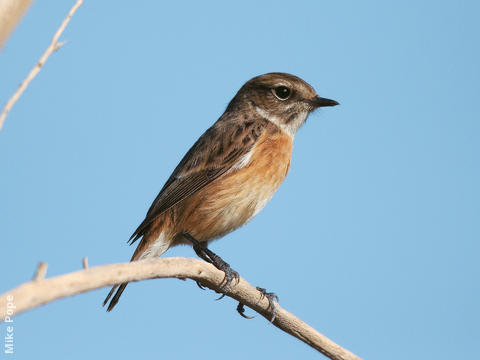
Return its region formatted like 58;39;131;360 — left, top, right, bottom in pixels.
0;0;83;131
0;257;362;360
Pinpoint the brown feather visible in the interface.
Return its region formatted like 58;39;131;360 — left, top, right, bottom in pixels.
129;116;273;245
169;124;292;243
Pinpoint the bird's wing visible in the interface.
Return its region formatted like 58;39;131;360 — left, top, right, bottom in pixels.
128;117;272;244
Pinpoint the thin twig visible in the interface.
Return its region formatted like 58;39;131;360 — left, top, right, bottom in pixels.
82;257;88;269
32;262;48;281
0;0;83;131
0;257;362;360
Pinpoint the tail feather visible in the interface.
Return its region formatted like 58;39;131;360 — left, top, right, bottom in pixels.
104;225;170;312
104;283;129;312
104;230;153;311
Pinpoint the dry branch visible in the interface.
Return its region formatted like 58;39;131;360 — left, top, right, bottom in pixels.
0;0;83;131
0;257;362;360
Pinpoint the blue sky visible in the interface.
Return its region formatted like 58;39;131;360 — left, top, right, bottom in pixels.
1;1;479;359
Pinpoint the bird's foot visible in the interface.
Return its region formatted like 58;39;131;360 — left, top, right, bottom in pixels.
237;302;255;319
236;287;279;322
209;255;239;300
256;287;279;322
184;233;239;298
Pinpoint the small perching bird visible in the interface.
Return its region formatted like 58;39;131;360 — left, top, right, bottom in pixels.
104;73;339;314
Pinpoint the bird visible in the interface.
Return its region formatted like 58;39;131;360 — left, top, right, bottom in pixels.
103;72;338;313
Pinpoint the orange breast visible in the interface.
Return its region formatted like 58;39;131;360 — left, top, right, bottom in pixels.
173;131;293;243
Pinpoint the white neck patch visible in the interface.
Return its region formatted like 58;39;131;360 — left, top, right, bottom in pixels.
254;106;307;138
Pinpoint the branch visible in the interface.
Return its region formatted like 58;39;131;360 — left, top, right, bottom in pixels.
0;257;362;360
0;0;83;131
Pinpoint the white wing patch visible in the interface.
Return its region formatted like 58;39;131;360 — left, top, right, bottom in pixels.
232;148;254;169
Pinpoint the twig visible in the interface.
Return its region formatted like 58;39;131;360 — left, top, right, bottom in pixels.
32;262;48;281
0;0;83;131
82;256;88;269
0;257;362;360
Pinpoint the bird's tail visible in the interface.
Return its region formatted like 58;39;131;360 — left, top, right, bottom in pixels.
103;227;170;311
103;282;128;312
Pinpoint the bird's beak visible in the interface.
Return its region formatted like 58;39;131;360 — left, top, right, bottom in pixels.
309;96;339;108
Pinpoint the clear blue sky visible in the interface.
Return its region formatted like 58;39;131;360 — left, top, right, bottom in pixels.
1;1;479;359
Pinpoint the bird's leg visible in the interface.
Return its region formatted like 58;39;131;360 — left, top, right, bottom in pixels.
183;233;277;320
183;233;239;298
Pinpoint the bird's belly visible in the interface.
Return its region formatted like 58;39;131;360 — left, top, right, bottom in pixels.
202;174;282;240
174;132;292;243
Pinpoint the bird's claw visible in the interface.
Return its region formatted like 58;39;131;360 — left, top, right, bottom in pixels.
256;287;279;322
215;266;239;300
236;302;255;319
183;233;240;299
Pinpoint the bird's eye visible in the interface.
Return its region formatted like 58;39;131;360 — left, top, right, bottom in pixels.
273;86;291;100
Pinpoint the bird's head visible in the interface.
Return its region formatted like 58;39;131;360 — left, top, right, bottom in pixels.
229;72;339;136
